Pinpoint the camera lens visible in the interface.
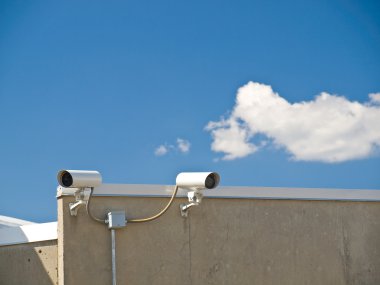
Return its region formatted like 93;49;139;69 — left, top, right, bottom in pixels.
205;174;216;189
61;172;73;187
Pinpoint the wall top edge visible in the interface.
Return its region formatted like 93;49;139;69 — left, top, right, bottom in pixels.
56;184;380;201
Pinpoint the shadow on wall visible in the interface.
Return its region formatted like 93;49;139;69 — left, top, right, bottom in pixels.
0;240;58;285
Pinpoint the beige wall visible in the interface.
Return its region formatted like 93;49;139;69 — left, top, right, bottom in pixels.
0;240;58;285
58;196;380;285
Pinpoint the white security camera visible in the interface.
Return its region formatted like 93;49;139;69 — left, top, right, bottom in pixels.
176;172;220;218
57;170;102;188
176;172;220;190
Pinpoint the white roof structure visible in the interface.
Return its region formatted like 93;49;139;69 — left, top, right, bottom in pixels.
0;222;57;246
0;215;57;247
0;215;36;229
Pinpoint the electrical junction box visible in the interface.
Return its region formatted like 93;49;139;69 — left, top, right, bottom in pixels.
107;211;126;229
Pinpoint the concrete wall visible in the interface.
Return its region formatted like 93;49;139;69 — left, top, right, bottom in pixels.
57;195;380;285
0;240;58;285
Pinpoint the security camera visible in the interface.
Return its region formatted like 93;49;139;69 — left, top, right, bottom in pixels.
57;170;102;188
176;172;220;218
176;172;220;190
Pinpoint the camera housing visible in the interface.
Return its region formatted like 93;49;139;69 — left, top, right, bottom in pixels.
57;170;102;188
176;172;220;218
176;172;220;190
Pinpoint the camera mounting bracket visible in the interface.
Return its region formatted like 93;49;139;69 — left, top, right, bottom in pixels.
69;188;91;216
180;190;203;218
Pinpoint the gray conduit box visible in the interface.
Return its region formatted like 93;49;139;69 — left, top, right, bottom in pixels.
107;211;126;229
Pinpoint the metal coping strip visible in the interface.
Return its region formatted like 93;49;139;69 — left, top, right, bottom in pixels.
57;184;380;201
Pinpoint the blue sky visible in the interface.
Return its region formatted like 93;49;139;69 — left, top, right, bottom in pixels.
1;0;379;222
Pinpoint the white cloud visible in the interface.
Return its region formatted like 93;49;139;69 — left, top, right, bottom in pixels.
206;81;380;163
177;138;191;153
369;93;380;104
205;119;257;160
154;145;169;156
155;138;191;156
